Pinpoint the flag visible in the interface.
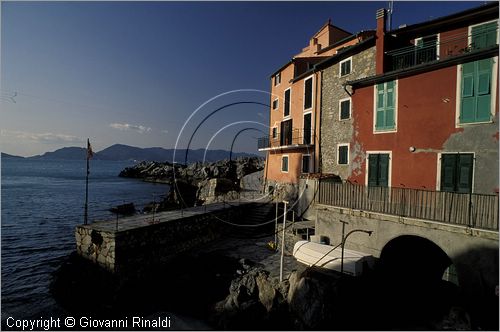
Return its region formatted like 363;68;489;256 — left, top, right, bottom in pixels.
87;139;94;159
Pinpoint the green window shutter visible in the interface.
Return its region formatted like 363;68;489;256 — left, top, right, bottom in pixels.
338;146;348;165
476;58;492;122
477;58;492;95
441;154;457;192
386;81;395;128
472;21;498;50
462;75;474;97
376;84;385;108
375;82;395;130
375;84;385;130
378;154;389;187
368;154;389;187
304;78;313;109
477;72;490;95
284;89;291;117
457;154;473;193
460;62;477;123
282;157;289;172
368;154;379;186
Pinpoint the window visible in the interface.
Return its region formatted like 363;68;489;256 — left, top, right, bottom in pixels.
303;113;312;145
302;155;311;173
471;21;498;51
339;98;351;120
272;99;279;110
415;34;438;64
337;144;349;165
340;57;352;77
274;72;281;86
281;155;289;172
459;58;493;124
367;153;390;187
304;77;313;110
440;153;473;193
280;119;292;146
272;127;278;139
284;88;291;117
375;81;396;131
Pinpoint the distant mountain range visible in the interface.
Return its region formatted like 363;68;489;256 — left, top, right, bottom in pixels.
1;144;260;163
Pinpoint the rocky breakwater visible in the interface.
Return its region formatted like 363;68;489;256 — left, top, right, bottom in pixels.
119;157;265;209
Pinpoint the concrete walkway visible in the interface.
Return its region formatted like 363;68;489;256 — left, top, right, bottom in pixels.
86;197;270;233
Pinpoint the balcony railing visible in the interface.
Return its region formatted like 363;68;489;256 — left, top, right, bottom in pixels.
258;128;314;150
387;24;499;71
316;181;499;231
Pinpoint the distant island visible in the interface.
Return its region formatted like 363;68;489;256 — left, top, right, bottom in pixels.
1;144;260;163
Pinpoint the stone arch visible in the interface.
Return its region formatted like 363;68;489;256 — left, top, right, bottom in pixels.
374;235;459;327
379;234;452;283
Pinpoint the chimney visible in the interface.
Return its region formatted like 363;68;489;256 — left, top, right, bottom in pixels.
310;37;320;54
376;8;387;74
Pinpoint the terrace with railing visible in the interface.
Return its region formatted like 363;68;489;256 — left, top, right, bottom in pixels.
258;128;315;151
316;180;499;231
387;22;498;71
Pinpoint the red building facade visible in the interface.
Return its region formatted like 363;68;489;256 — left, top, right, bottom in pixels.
346;4;499;194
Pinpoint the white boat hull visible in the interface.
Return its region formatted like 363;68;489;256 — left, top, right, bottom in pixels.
292;240;373;276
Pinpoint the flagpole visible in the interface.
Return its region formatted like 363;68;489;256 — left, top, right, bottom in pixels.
84;138;90;225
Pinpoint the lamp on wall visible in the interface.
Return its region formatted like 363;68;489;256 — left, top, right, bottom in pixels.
409;146;416;153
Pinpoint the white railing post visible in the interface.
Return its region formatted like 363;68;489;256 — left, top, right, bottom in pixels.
280;200;288;282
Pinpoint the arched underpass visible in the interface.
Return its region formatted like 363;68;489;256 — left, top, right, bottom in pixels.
373;235;460;329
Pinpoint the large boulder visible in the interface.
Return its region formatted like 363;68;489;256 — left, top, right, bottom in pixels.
198;178;239;204
165;179;199;207
214;262;291;329
287;268;338;329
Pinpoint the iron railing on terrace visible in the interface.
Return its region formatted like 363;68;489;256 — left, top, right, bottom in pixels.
316;181;499;231
387;24;499;71
258;128;315;150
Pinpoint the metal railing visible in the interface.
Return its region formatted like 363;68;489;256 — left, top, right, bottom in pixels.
258;128;315;150
316;181;499;231
387;25;499;71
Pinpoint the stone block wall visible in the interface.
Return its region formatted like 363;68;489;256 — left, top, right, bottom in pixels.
320;46;376;179
76;226;116;271
75;207;243;277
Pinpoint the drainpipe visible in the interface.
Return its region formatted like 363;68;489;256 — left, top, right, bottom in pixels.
264;76;273;194
317;70;323;174
342;83;353;97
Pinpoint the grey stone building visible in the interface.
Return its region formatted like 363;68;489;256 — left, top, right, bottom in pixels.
316;38;376;179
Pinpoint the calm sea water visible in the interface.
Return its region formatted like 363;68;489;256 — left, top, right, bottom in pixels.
1;158;169;321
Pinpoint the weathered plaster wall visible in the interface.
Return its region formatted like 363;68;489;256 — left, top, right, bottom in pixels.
320;46;376;179
443;113;499;194
350;59;499;194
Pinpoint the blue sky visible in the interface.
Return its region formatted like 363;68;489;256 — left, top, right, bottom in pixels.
1;1;483;157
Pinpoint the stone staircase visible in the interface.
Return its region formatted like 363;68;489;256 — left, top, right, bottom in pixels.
222;202;275;239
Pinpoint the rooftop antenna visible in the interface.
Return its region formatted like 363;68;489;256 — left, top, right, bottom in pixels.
387;1;394;31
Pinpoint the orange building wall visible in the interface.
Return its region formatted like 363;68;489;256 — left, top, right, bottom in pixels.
267;67;320;184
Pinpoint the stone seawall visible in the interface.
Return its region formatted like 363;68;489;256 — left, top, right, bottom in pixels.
75;206;243;277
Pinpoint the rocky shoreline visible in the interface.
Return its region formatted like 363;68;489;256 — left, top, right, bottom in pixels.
118;157;265;211
49;156;478;330
50;241;473;330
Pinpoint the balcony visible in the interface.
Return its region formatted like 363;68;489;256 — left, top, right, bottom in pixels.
387;23;498;71
258;128;315;151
